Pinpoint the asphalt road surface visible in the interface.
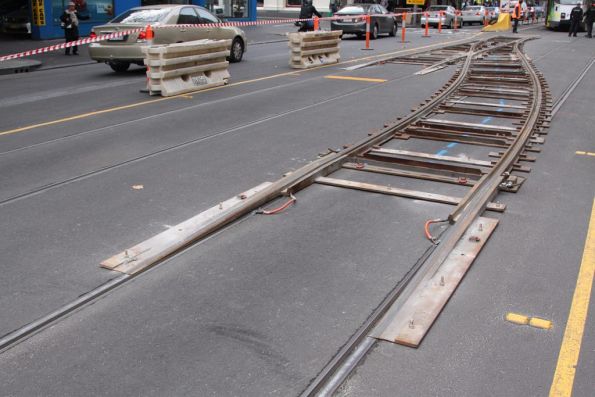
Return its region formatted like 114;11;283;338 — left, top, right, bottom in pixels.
0;23;593;396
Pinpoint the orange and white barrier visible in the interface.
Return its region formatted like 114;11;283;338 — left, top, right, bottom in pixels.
364;14;371;50
402;12;407;43
142;39;231;96
287;30;342;69
1;10;469;63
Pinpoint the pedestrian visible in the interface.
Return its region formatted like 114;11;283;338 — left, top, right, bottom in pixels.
584;2;595;38
60;2;79;55
298;0;322;32
330;0;339;14
512;0;523;33
568;2;583;37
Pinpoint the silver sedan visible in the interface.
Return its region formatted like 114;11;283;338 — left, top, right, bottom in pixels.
421;5;461;29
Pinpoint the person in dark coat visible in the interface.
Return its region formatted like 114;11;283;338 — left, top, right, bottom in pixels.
298;0;323;31
584;2;595;38
330;0;339;14
512;0;523;33
60;2;80;55
568;2;583;37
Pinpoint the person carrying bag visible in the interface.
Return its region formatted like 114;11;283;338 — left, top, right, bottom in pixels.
60;2;80;56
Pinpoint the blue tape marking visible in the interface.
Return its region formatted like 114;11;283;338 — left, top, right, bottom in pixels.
435;99;506;156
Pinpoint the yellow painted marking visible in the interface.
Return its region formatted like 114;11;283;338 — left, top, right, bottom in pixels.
325;75;387;83
529;317;553;330
549;198;595;397
180;95;193;99
506;312;529;325
0;97;173;137
0;32;484;138
575;151;595;157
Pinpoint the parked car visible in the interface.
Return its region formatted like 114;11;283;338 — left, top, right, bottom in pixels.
330;4;399;39
0;2;31;35
486;6;500;22
88;5;247;72
421;5;461;29
462;5;487;25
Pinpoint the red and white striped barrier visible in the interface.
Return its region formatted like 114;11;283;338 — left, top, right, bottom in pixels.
0;29;143;62
0;11;444;63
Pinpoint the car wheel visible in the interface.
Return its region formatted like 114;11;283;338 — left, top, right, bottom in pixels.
389;22;397;37
371;24;378;40
228;37;244;63
108;61;130;73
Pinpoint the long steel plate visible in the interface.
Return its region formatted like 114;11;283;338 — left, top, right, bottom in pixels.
373;217;499;347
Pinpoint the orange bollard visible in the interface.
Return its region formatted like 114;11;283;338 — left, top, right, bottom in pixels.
454;11;459;31
401;12;407;43
145;24;154;42
144;25;154;94
313;16;319;31
484;10;488;26
363;14;371;49
438;11;443;33
423;12;430;37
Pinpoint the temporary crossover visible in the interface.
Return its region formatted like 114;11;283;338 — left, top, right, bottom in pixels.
142;39;231;97
287;30;343;69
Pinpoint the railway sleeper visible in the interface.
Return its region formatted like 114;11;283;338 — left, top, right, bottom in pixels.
398;128;513;147
314;176;506;212
343;159;477;187
418;119;520;135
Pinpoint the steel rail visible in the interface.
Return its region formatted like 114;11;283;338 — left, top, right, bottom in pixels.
0;37;541;361
0;41;487;354
300;39;547;397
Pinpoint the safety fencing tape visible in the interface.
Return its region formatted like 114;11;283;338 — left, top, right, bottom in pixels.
0;11;436;63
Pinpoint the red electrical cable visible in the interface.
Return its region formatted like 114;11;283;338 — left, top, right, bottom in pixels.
424;218;448;244
257;194;296;215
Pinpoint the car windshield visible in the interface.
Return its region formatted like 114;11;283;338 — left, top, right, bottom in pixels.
467;6;482;10
558;0;580;4
428;6;448;11
110;8;172;23
337;6;367;14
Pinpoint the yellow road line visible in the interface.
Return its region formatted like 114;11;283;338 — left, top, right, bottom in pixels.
0;32;484;138
575;151;595;157
549;198;595;397
325;75;387;83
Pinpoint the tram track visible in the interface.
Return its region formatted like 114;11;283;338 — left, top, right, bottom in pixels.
301;36;551;396
0;36;554;396
0;69;420;207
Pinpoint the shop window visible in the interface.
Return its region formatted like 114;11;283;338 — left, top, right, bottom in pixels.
205;0;248;18
51;0;115;25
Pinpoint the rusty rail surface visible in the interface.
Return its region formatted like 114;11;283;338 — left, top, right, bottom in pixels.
1;37;551;396
300;37;551;396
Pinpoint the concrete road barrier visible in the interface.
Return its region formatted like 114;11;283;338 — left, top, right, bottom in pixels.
287;31;342;69
142;39;231;97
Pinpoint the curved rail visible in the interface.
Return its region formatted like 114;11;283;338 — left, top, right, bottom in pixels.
300;38;550;397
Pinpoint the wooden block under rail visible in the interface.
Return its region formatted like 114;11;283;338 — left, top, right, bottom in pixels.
315;177;505;212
